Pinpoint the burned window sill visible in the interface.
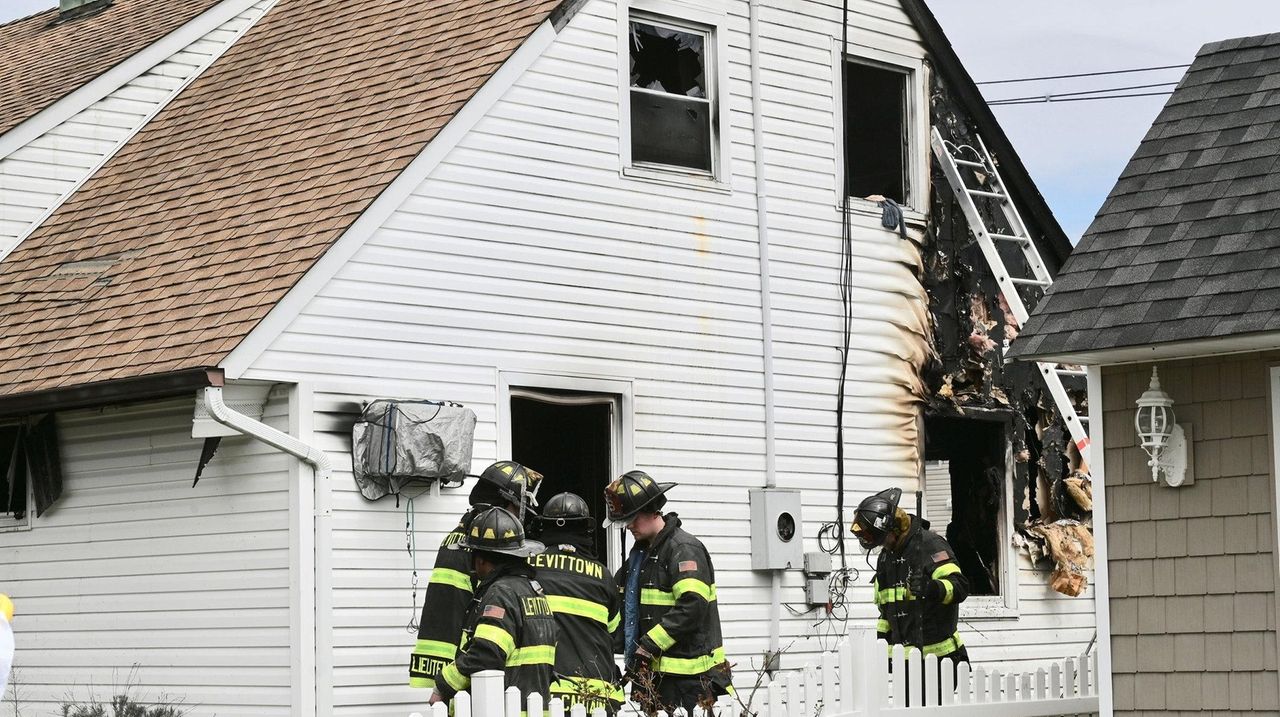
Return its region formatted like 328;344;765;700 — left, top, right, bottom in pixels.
960;596;1019;621
839;197;926;234
622;165;732;195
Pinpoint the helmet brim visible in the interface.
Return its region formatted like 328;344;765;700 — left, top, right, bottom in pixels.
475;539;546;559
603;482;676;527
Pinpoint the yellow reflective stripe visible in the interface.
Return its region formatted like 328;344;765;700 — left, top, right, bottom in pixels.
654;647;726;675
875;619;890;633
648;624;676;651
641;588;675;606
551;677;625;701
671;578;716;601
940;579;955;605
545;594;609;625
408;676;434;689
442;662;470;691
876;586;916;603
607;612;620;633
872;579;880;605
413;639;457;660
932;563;963;580
888;633;965;658
507;644;556;666
474;624;516;657
429;567;473;592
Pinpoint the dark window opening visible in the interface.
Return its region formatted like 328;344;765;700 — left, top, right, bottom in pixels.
1;425;28;523
510;391;615;559
845;60;908;203
629;18;713;172
924;414;1008;596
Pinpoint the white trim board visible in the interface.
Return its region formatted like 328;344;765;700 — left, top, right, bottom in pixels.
1021;330;1280;367
220;18;562;379
1269;364;1280;717
0;0;266;163
1087;365;1113;717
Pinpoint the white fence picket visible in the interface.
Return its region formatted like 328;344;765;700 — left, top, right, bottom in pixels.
768;679;784;715
569;702;587;717
956;661;971;705
1064;657;1077;698
787;666;803;714
548;696;565;717
839;638;856;711
823;650;838;714
923;653;938;707
455;690;472;717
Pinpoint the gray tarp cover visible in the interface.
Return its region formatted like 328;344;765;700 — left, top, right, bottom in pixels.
352;400;476;500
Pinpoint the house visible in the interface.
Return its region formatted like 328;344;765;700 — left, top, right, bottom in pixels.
1012;32;1280;717
0;0;1096;714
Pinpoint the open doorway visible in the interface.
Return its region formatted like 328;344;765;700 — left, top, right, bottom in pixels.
510;388;618;564
923;413;1011;598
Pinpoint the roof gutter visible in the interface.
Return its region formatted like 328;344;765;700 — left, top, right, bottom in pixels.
0;367;221;419
200;385;332;480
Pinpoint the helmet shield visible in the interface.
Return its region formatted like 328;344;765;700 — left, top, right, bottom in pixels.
470;461;544;520
459;506;545;558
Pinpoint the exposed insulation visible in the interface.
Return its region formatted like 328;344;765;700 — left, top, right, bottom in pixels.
919;63;1093;597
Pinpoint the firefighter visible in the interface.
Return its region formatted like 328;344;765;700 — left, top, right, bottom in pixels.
409;461;543;690
430;506;558;707
851;487;970;668
529;492;624;713
606;470;733;715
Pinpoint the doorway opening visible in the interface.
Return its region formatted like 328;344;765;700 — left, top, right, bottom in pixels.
923;413;1010;597
510;388;618;563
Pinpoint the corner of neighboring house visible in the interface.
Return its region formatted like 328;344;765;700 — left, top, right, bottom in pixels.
0;0;275;264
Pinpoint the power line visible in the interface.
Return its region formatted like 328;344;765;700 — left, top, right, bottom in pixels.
977;63;1191;86
990;81;1180;105
990;90;1175;106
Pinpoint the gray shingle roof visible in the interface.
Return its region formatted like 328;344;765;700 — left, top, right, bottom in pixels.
1011;32;1280;360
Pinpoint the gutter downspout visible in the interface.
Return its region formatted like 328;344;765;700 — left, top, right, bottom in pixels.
748;0;782;661
202;385;333;481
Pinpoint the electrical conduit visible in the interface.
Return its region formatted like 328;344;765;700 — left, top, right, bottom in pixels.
747;0;782;660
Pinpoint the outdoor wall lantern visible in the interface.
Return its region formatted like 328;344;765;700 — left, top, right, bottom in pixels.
1134;366;1191;487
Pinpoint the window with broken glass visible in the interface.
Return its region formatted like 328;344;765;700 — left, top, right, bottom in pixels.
844;58;911;205
923;414;1015;610
628;16;715;174
0;424;29;529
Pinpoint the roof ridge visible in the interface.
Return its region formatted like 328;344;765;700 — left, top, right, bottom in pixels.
1197;31;1280;58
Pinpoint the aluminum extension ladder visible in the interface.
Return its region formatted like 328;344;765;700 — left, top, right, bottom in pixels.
929;127;1091;465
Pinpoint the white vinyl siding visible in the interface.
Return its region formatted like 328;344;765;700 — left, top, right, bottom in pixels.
0;0;272;261
1;397;293;715
238;0;1094;711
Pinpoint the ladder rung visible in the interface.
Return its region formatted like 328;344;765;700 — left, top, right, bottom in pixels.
1053;367;1088;377
967;189;1006;200
1078;416;1091;423
1009;277;1051;287
954;158;987;169
990;232;1030;244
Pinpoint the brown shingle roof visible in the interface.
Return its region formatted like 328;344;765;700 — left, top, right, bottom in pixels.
0;0;221;137
0;0;562;397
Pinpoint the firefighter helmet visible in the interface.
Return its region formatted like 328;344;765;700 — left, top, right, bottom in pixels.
534;492;594;530
850;487;902;550
603;470;675;527
460;506;545;558
469;461;544;518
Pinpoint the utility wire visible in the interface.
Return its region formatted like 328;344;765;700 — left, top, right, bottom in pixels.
989;81;1179;105
991;90;1175;106
977;63;1191;86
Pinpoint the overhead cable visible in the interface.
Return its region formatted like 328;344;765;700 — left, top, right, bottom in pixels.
990;90;1176;106
989;81;1179;105
977;63;1191;86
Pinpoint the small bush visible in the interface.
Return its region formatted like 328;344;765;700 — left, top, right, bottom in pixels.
60;666;189;717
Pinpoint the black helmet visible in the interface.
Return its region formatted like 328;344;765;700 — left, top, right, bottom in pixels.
460;506;545;558
535;492;594;529
469;461;544;519
604;470;675;527
850;487;902;550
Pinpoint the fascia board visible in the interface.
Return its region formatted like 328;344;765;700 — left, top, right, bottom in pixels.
1023;330;1280;366
219;19;561;380
0;0;266;163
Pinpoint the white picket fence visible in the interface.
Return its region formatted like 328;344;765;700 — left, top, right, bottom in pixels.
410;629;1099;717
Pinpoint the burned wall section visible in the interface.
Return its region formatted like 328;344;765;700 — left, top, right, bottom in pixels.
921;66;1093;596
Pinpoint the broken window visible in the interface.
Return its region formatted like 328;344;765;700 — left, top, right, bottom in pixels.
628;16;714;173
923;414;1009;597
0;424;28;528
845;59;909;203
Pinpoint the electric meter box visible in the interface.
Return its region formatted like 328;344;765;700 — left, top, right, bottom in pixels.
749;488;804;570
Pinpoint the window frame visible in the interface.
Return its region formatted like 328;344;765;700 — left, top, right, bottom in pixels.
0;421;32;533
833;44;929;222
619;0;731;190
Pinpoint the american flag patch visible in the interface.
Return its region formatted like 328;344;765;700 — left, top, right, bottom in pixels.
932;550;950;563
482;605;506;620
678;560;698;572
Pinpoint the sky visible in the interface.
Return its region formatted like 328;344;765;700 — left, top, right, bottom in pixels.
4;1;1280;242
